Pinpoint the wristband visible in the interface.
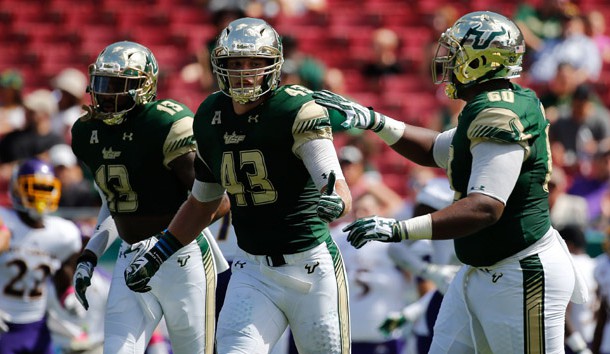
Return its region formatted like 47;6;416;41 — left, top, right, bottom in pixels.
152;230;184;261
565;332;588;352
376;115;406;145
76;251;98;267
397;214;433;240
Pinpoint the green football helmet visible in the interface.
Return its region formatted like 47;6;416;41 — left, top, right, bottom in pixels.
88;41;158;125
432;11;525;99
211;17;283;104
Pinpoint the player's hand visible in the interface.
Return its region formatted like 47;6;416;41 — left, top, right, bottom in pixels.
0;308;11;333
317;170;345;223
73;256;96;310
313;90;384;131
124;234;163;293
342;216;402;249
379;311;407;336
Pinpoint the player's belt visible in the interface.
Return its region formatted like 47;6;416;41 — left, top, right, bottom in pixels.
265;254;286;267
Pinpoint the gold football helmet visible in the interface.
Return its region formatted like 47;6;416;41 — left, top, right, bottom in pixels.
211;18;284;104
432;11;525;99
88;41;158;124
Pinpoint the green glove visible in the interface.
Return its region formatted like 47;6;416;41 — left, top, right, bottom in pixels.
379;311;407;336
313;90;384;131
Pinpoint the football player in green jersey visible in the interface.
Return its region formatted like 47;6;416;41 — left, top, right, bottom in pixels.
70;41;230;354
314;11;589;354
124;18;353;353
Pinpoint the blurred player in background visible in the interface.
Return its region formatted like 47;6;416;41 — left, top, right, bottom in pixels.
333;192;411;354
124;18;353;353
0;158;82;354
70;41;230;354
315;11;587;353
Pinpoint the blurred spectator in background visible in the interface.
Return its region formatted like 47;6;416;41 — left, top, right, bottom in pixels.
48;144;100;208
277;0;326;17
538;62;582;122
339;144;404;218
568;141;610;225
559;224;597;354
0;69;25;138
549;84;610;170
194;4;246;92
281;35;326;90
0;89;63;185
548;165;589;231
513;0;578;63
586;10;610;65
529;14;601;85
592;226;610;354
421;5;459;82
362;28;404;92
50;68;88;144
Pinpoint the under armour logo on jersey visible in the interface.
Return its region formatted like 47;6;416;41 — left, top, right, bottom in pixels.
234;260;246;268
321;172;328;180
470;185;486;191
248;114;259;123
224;132;246;144
123;132;134;141
305;262;320;274
177;255;190;267
492;272;503;283
102;147;121;159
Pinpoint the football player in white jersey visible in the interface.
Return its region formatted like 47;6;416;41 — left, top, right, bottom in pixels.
332;192;412;354
0;158;81;354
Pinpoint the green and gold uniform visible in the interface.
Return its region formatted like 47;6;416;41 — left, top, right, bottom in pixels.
195;85;351;354
72;99;217;354
194;84;346;255
449;83;552;267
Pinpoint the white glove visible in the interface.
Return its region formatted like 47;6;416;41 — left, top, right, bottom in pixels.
124;234;164;293
342;216;401;249
313;90;385;131
317;170;345;223
73;259;95;310
0;308;11;333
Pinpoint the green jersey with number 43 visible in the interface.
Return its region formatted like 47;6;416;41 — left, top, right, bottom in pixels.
71;99;196;216
194;84;345;255
449;84;552;267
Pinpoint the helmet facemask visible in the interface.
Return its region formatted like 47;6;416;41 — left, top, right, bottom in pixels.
211;18;284;104
10;160;61;220
88;41;158;125
431;11;525;99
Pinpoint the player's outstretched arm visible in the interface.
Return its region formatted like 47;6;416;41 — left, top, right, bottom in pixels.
124;192;226;292
313;90;440;167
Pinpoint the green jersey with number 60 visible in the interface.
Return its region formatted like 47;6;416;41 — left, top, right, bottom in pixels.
71;99;196;216
194;84;344;255
449;83;552;267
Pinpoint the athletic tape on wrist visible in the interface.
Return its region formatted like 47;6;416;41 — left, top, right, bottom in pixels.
566;332;588;352
376;115;406;145
398;214;433;240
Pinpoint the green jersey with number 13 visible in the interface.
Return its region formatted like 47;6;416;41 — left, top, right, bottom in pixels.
71;99;196;216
